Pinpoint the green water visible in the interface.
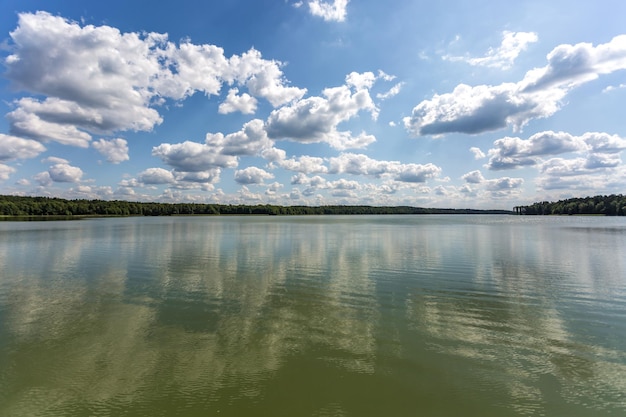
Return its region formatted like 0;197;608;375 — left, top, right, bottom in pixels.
0;215;625;416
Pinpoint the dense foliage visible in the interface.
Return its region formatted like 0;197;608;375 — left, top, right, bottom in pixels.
518;194;626;215
0;195;512;217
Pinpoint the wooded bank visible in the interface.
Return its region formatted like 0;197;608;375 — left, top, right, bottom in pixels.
0;195;512;217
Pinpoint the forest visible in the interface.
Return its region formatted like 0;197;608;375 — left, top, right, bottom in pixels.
0;195;512;217
517;194;626;215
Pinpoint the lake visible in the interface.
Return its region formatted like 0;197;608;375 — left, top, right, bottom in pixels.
0;215;625;416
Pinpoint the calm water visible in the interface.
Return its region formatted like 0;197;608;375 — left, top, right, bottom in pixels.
0;215;625;416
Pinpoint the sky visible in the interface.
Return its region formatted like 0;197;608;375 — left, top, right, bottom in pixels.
1;0;626;209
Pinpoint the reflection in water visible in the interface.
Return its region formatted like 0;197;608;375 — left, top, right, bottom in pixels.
0;216;625;416
403;219;626;415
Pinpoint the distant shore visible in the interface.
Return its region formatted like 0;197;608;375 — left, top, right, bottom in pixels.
0;195;513;218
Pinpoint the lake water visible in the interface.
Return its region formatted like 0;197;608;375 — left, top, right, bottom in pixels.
0;215;625;416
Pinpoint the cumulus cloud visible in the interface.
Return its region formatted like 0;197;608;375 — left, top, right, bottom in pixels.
584;152;622;169
42;156;69;164
138;168;175;184
218;88;258;114
265;181;283;195
603;83;626;93
174;170;221;185
92;138;129;164
277;155;329;174
444;31;538;70
404;82;564;136
290;174;327;195
33;171;52;186
328;152;442;183
4;12;304;146
0;133;46;161
234;167;274;184
152;119;283;186
470;147;486;159
520;35;626;92
346;71;376;90
485;177;524;191
535;158;626;192
41;163;84;183
377;82;405;100
406;35;626;136
395;163;442;183
7;99;95;147
205;119;275;157
486;130;625;170
583;132;626;153
0;164;16;181
462;170;485;183
328;153;393;176
307;0;349;22
266;72;378;149
486;131;586;170
233;49;306;106
152;141;238;172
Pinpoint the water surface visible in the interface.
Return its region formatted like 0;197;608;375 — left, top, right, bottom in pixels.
0;215;625;416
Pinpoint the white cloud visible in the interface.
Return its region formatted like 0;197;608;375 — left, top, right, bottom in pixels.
404;82;564;136
138;168;175;184
395;163;442;183
42;156;70;164
444;31;538;70
265;73;378;149
462;170;485;183
520;35;626;92
406;35;626;136
290;174;327;193
603;83;626;93
92;138;129;164
328;152;442;183
307;0;349;22
486;131;586;170
205;119;275;157
153;119;282;178
34;171;52;186
329;178;360;190
470;147;486;159
485;177;524;191
535;162;626;192
152;141;238;172
328;153;393;176
237;185;263;202
0;133;46;161
485;130;625;170
583;132;626;153
234;167;274;184
235;50;307;106
174;170;221;185
7;99;96;147
377;82;405;100
260;147;287;163
265;181;283;195
346;71;376;90
4;12;304;147
48;163;84;183
278;155;329;174
218;88;258;114
584;152;621;169
0;164;16;181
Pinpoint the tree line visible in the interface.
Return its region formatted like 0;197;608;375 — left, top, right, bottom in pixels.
0;195;512;217
517;194;626;215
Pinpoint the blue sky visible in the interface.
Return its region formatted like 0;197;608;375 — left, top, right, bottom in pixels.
1;0;625;209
